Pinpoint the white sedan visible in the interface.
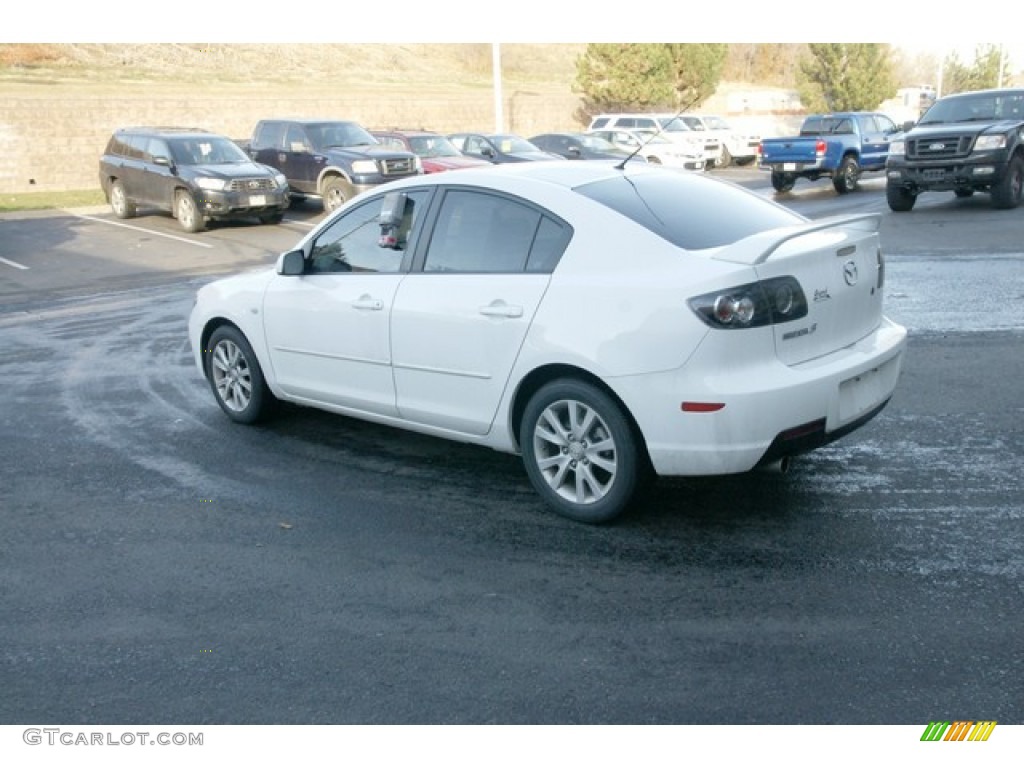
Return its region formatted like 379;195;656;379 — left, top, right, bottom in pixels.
587;129;706;171
189;162;907;523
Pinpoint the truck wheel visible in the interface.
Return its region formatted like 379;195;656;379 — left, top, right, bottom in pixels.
771;172;795;193
886;183;917;212
991;155;1024;209
833;156;860;194
321;177;354;214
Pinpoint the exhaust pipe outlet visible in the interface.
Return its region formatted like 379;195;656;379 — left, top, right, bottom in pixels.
761;456;793;474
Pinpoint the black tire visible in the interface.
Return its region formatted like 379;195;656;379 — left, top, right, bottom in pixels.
991;155;1024;209
833;155;860;194
321;176;354;214
288;194;306;208
109;180;136;219
771;172;796;193
259;211;285;225
520;379;646;524
175;190;205;232
204;326;275;424
886;183;917;212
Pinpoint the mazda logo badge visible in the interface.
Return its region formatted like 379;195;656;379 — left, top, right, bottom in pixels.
843;260;859;286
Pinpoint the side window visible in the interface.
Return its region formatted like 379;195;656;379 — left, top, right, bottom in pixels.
526;216;572;273
145;138;171;163
254;122;285;151
376;136;404;150
424;190;548;274
124;135;147;160
875;115;896;133
285;124;309;152
465;136;489;154
308;190;429;274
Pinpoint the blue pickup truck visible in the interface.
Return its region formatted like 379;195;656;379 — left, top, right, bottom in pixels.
758;112;902;194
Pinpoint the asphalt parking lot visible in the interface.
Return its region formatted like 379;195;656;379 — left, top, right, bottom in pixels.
1;167;1022;735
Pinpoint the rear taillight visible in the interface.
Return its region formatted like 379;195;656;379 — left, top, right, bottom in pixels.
688;276;808;330
815;140;827;157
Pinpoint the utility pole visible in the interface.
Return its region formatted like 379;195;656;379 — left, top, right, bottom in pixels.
492;43;504;134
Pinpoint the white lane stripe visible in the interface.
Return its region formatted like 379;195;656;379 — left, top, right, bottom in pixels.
72;214;215;248
0;256;29;270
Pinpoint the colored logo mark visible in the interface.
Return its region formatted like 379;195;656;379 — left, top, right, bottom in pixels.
921;721;997;742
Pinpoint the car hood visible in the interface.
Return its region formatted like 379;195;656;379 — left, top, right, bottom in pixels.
182;161;279;179
423;155;492;172
909;120;1019;138
321;145;416;162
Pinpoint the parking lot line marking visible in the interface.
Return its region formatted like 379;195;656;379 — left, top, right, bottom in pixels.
73;214;215;248
0;256;29;270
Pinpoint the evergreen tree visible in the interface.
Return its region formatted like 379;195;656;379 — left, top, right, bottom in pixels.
573;44;676;118
942;45;1008;94
796;43;897;112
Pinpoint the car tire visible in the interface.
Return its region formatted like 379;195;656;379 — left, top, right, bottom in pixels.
259;211;285;225
520;379;647;524
109;180;136;219
771;172;796;193
204;325;275;424
833;155;860;194
175;190;205;232
991;155;1024;209
321;176;354;214
886;183;917;212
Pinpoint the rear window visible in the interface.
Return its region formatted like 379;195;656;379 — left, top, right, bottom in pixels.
574;172;802;250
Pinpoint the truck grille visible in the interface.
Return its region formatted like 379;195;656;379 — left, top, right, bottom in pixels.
381;157;417;176
228;178;276;192
907;135;973;160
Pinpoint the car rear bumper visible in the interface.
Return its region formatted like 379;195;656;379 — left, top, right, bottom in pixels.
608;316;908;476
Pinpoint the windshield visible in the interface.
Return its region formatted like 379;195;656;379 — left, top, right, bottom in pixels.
578;135;624;152
408;135;460;158
491;135;541;153
704;116;730;130
307;122;378;150
169;136;249;165
575;171;802;250
919;91;1024;124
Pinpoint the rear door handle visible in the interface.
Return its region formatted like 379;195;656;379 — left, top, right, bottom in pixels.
479;301;523;318
352;295;383;311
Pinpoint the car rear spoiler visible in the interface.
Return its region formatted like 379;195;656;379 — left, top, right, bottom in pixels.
712;213;881;265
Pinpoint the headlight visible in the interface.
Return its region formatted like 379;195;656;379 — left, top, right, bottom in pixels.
888;140;905;156
274;173;287;188
194;177;228;191
351;160;379;174
974;135;1007;151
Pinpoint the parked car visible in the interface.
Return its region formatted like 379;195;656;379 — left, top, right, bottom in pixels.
679;114;761;166
886;87;1024;211
758;112;901;194
370;129;491;173
587;129;705;171
98;126;290;233
587;113;720;166
189;161;907;524
448;133;559;163
243;119;421;212
528;132;642;162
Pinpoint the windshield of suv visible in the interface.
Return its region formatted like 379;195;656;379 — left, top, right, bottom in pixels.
656;117;692;132
918;91;1024;124
408;135;461;158
307;122;378;150
169;136;250;165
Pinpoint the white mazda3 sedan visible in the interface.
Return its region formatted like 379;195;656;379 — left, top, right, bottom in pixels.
188;161;907;524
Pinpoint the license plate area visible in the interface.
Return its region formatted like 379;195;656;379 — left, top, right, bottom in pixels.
783;163;797;171
838;356;900;423
923;168;946;181
248;194;267;206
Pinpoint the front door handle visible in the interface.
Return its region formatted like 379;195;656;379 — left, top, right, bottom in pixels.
352;295;383;311
479;301;523;318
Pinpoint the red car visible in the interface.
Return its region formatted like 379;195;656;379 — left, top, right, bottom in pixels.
371;129;491;173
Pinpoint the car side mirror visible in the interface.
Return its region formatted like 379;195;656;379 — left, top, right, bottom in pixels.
153;155;172;167
481;146;495;158
277;249;306;276
902;120;916;132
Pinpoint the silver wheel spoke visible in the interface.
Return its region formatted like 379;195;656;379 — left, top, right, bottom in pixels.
532;397;618;507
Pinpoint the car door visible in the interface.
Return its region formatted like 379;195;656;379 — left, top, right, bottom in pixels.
142;137;180;211
859;114;896;169
261;189;431;415
390;188;571;435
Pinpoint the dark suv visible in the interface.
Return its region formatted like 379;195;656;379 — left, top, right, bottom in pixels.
99;127;290;232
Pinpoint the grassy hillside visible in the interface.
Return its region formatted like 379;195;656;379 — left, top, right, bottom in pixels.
0;43;584;92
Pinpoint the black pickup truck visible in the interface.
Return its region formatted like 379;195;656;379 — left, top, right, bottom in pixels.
886;87;1024;211
243;119;421;212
